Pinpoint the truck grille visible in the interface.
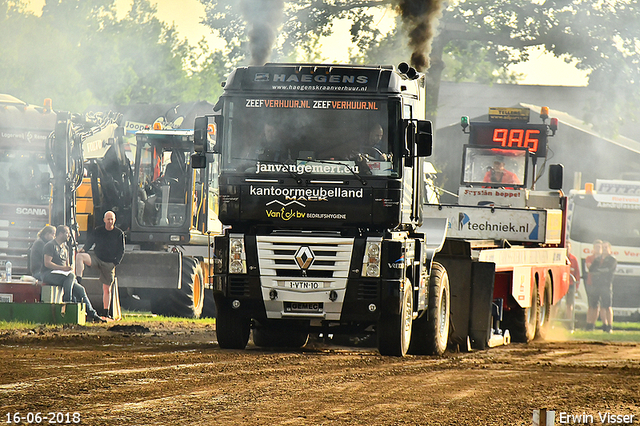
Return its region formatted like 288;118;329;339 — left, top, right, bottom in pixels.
256;236;353;280
613;276;640;309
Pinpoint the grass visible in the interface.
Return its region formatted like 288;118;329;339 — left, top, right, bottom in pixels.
549;320;640;343
1;312;638;343
0;311;216;331
118;311;216;325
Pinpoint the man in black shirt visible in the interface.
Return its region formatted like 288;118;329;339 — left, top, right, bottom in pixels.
76;211;125;316
42;225;105;322
589;241;617;333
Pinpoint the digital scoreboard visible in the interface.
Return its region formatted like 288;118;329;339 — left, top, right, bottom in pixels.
469;122;548;157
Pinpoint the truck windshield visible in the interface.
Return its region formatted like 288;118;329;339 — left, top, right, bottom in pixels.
220;97;398;177
570;197;640;247
462;145;526;188
0;136;51;206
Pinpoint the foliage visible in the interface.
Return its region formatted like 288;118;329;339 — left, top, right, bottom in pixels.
2;0;640;133
200;0;640;134
439;0;640;134
0;0;227;111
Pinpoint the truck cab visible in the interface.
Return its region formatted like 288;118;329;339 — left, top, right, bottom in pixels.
194;63;442;356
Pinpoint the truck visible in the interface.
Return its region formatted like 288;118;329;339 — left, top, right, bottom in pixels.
428;107;571;344
567;179;640;320
0;94;62;277
192;64;570;356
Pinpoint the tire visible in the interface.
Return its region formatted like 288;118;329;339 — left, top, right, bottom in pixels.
535;282;552;340
507;282;538;343
148;256;204;318
215;300;250;349
378;279;413;357
252;320;309;348
409;263;450;356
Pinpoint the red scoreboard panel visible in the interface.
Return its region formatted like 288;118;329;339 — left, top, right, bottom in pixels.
469;122;548;157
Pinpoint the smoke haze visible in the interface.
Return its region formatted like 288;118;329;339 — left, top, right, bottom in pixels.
240;0;285;66
396;0;446;71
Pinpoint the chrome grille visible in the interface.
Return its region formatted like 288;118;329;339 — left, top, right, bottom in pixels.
256;236;353;279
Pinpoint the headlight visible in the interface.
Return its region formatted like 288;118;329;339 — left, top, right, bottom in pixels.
228;235;247;274
362;239;382;277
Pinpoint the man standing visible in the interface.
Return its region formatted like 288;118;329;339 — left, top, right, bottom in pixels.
590;241;617;333
585;239;603;330
76;211;125;317
565;242;581;331
42;225;105;322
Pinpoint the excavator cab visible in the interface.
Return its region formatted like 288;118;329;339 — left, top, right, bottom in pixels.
130;130;195;246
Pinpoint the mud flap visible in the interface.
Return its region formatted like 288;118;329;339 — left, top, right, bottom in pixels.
468;262;495;350
438;256;472;348
437;240;495;350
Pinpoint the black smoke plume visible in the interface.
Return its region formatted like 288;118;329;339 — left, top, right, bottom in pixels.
396;0;446;71
240;0;285;66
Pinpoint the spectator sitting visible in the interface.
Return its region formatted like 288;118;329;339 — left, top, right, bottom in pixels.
29;225;56;281
42;225;106;323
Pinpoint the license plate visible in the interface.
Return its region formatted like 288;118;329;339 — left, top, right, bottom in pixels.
286;281;321;290
284;302;324;313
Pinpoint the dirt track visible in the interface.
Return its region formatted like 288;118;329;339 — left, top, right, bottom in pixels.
1;323;639;426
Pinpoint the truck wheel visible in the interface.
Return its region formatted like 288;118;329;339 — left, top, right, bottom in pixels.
252;320;309;348
507;283;538;343
535;282;552;340
215;301;250;349
378;279;413;357
409;263;450;356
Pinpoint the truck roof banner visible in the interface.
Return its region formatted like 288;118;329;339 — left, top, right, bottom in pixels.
588;180;640;209
232;66;387;93
596;179;640;197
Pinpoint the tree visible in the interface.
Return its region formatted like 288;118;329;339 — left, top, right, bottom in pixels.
0;0;227;111
200;0;640;135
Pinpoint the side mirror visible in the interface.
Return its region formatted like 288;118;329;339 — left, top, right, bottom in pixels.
194;116;208;154
548;164;564;190
416;120;433;157
191;153;206;169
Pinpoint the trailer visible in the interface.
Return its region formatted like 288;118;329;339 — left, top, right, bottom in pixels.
437;107;571;345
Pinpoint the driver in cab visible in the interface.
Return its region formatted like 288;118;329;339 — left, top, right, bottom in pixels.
362;123;390;161
483;157;521;185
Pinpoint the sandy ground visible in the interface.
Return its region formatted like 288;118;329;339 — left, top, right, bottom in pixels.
1;323;639;426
